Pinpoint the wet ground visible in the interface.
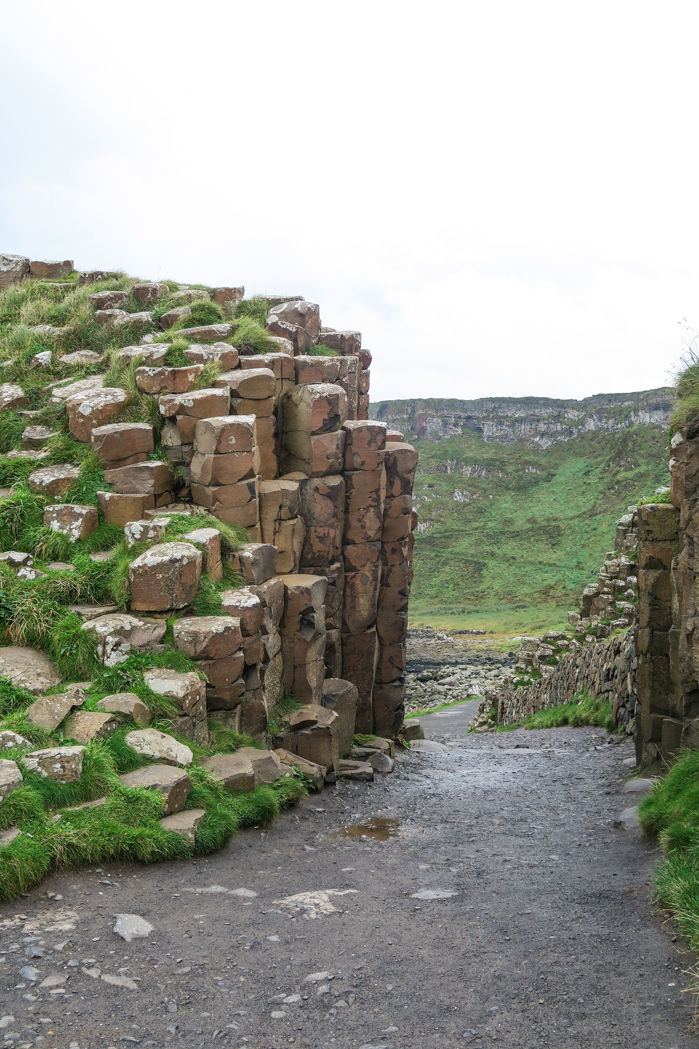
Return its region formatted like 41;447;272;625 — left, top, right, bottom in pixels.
0;706;695;1049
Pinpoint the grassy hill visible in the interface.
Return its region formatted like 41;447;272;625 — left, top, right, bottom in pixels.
372;393;673;635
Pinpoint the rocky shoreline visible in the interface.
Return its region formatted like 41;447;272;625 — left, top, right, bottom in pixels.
404;627;516;713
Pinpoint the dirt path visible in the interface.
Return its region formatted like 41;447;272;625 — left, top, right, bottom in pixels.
0;712;694;1049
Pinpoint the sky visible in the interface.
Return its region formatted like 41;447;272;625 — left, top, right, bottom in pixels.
2;0;698;403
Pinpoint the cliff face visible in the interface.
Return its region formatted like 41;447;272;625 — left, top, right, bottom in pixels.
371;389;675;449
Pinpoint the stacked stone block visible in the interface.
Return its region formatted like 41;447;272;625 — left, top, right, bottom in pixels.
159;387;230;487
190;415;259;532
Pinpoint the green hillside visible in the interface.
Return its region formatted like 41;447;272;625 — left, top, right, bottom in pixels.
373;399;671;634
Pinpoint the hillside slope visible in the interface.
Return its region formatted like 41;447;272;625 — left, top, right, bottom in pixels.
372;391;673;632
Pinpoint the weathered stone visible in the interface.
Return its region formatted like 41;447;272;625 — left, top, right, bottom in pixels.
200;752;255;792
274;748;326;790
373;680;405;737
220;587;264;635
169;289;211;305
193;415;255;455
119;764;192;814
160;808;206;842
0;384;28;411
319;328;361;355
66;387;128;442
103;461;172;495
133;282;169;304
91;422;154;464
341;628;379;734
173;616;242;660
281;384;348;475
184;341;239;370
135;365;204;395
212;286;245;306
337;759;374;781
129;542;202;611
311;431;346;475
322;679;358;758
142;669;205;716
343;558;381;634
206;678;246;711
62;710;119;744
232;543;279;585
402;719;424;740
23;746;84;783
190;450;256;485
96;692;152;724
0;647;61;697
159;387;229;419
30;258;72;278
267;301;321;353
0;253;30;288
0;825;21;847
384;442;418;497
294;355;342;385
90;290;128;310
281;706;340;772
0;729;31;750
116;344;168;366
49;375;104;402
0;550;33;570
235;746;282;784
180;527;223;580
176;323;234;341
159;305;192;329
342;421;387;471
82;612;167;665
125;728;193;766
22;424;58;450
98;492;156;527
215;368;275;400
0;759;23;800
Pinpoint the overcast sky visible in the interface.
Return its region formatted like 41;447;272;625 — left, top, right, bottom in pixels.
1;1;697;403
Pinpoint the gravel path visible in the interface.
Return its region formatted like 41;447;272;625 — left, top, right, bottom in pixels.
0;710;694;1049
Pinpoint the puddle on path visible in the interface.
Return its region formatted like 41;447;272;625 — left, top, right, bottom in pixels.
338;818;400;841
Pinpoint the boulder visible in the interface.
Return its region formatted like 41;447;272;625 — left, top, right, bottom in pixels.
133;282;169;304
169;289;211;305
0;759;23;801
96;692;151;724
27;465;80;500
0;384;28;411
124;518;169;548
113;310;154;329
125;728;193;767
119;764;192;814
142;669;206;714
173;616;242;660
98;492;156;527
90;290;129;310
59;350;102;366
212;286;245;306
159;388;229;419
30;259;73;278
235;746;282;784
62;711;119;744
0;253;30;288
22;746;84;783
281;705;341;772
175;323;233;342
216;368;275;400
116;344;168;366
220;587;264;635
0;551;33;570
91;422;154;465
160;808;206;842
0;647;62;695
159;305;191;329
337;759;374;781
193;415;255;455
402;719;424;741
0;730;31;750
199;752;255;792
274;748;326;790
82;613;167;665
179;527;223;580
129;542;202;611
66;388;128;442
232;543;279;585
184;343;239;371
22;425;58;450
266;301;321;353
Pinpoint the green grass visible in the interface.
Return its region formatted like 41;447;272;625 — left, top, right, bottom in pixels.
496;691;614;732
638;750;699;964
173;300;223;329
229;315;277;354
307;343;339;357
235;297;270;326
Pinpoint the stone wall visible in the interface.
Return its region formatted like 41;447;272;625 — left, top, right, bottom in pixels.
493;631;637;729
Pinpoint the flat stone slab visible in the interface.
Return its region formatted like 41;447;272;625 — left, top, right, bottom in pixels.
113;913;154;942
274;748;326;790
96;693;151;724
25;691;84;732
235;747;282;784
160;808;206;842
125;728;193;767
119;764;192;814
62;710;119;745
0;647;62;695
0;730;31;750
409;739;450;753
337;759;374;781
622;778;657;794
200;753;255;793
614;805;640;829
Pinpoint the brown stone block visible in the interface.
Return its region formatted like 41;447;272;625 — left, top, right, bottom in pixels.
173;616;242;659
129;542;202;611
358;369;370;395
324;628;343;677
411;509;418;531
279;574;328;620
384;493;412;518
98;492;155;527
43;504;98;541
240;690;268;737
300;525;342;568
377;642;407;682
373;680;405;737
298;474;345;529
91;422;154;463
638;503;679;543
267;301;321;353
259;479;300;541
256;577;285;630
103;461;172;496
193;415;255;455
67;387;128;442
221;587;264;635
382;561;412;595
295;355;342;385
197;651;245;689
280;384;348;475
337;356;359;420
158;387;230;420
322;678;358;757
357;394;370;420
376;601;408;647
120;764;192;814
273;517;305;574
241;353;294;380
381;537;409;565
136;365;204;395
218;368;275;400
382;513;413;542
260;650;284;708
232;543;279;584
341;628;379;734
180;527;223;580
345;468;386;517
344;505;384;544
184;343;239;370
243;632;264;665
281;705;340;769
343;542;381;571
200;752;255;792
319;329;361;355
214;503;260;528
303;562;345;630
311;431;345;475
384;443;418;497
190;450;256;486
191;476;258;510
342;421;387;471
343;561;381;634
206;679;246;710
